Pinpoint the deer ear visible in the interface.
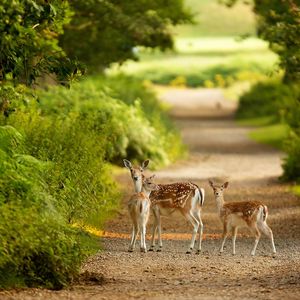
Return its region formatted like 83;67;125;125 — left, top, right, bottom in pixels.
149;174;156;180
123;159;132;170
142;159;150;170
208;180;214;187
223;182;229;188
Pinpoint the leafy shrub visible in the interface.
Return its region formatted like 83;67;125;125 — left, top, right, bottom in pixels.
8;113;120;227
116;52;273;88
236;81;294;120
236;80;300;182
35;75;183;166
170;76;187;87
0;205;84;289
0;75;184;289
282;130;300;183
0;126;87;289
281;86;300;182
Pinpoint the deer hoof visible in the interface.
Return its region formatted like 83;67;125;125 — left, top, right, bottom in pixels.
148;247;154;252
128;249;133;253
196;250;201;255
156;248;162;252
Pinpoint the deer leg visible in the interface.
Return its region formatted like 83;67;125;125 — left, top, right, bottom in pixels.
185;211;199;254
258;222;276;254
128;224;139;252
232;227;238;255
140;224;147;253
149;206;159;251
194;210;203;254
220;222;229;253
149;224;157;251
251;225;261;256
155;207;163;252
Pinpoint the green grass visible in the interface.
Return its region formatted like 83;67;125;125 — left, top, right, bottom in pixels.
178;0;256;37
237;116;277;127
237;117;289;150
108;37;278;87
249;123;290;150
174;37;268;54
291;185;300;197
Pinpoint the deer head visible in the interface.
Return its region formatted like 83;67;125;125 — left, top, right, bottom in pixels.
209;180;229;197
142;174;158;195
123;159;150;192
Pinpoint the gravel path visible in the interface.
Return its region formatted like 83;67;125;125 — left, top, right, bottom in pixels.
2;88;300;300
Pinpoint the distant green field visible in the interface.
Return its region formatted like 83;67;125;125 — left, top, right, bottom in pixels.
174;37;268;54
108;37;278;88
108;1;278;88
177;0;256;37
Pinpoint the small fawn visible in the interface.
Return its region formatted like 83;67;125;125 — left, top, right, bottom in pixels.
128;175;158;253
209;180;276;256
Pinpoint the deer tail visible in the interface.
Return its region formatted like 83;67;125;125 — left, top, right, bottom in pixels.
261;205;268;222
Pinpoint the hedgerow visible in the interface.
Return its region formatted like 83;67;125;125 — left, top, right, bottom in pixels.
0;75;183;289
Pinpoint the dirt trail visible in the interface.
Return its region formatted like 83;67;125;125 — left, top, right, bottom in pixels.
3;88;300;300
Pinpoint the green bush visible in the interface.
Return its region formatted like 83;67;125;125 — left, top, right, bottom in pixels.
282;130;300;183
0;126;87;289
281;86;300;182
8;113;119;227
236;81;294;120
0;75;183;289
35;75;183;166
236;80;300;182
0;205;84;290
95;75;184;163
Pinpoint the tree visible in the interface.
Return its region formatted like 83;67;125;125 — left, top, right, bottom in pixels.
0;0;83;86
223;0;300;83
59;0;193;72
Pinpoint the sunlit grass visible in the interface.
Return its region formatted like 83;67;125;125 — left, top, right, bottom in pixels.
177;0;256;37
174;37;269;54
249;123;290;150
237;116;277;127
112;37;276;71
108;37;278;88
291;185;300;197
237;116;289;150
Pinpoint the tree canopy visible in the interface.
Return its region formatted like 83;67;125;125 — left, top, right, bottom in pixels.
59;0;193;72
0;0;192;85
0;0;84;86
223;0;300;83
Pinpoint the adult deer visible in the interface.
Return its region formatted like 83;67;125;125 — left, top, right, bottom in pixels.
128;175;158;253
209;180;276;256
123;159;205;254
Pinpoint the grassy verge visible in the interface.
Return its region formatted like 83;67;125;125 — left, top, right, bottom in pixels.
291;185;300;197
237;117;289;150
249;123;290;150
